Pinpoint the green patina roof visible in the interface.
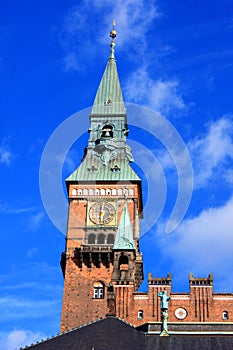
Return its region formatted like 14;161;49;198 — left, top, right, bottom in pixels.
91;42;126;116
113;202;134;250
66;156;140;182
66;36;141;185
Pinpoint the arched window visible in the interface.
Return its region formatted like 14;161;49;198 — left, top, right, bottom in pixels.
93;281;104;299
138;310;144;319
83;189;88;196
107;234;115;244
101;125;113;138
97;233;105;244
119;254;128;266
223;311;229;320
129;188;134;196
88;234;96;244
72;188;77;196
117;189;123;196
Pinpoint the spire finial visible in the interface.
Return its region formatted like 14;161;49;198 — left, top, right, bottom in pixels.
109;20;117;59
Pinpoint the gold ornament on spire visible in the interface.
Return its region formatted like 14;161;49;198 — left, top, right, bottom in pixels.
110;20;117;41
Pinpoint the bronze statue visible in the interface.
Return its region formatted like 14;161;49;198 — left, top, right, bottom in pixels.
158;290;170;336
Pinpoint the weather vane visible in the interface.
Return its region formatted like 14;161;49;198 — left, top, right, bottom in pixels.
110;20;117;42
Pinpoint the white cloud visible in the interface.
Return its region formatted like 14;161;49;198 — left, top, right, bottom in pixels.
27;212;44;231
97;0;159;51
0;329;45;350
157;197;233;291
60;0;159;71
0;203;36;215
223;168;233;185
27;248;39;259
124;67;185;114
189;115;233;188
63;52;80;72
0;143;13;166
0;296;59;322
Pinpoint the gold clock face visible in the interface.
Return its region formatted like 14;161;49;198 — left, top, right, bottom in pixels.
89;202;115;225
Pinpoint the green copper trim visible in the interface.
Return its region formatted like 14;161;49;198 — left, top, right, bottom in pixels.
66;157;141;182
113;202;134;250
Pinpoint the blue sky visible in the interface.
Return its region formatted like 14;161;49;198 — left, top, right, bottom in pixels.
1;0;233;349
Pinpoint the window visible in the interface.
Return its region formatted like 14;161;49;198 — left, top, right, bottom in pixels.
107;234;115;244
101;125;113;138
138;310;144;319
110;165;121;172
119;254;128;266
72;188;77;195
98;233;105;244
93;281;104;299
129;188;134;196
88;234;96;244
117;189;123;196
223;311;229;320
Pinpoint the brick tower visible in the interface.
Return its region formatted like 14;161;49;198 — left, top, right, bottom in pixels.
60;26;143;332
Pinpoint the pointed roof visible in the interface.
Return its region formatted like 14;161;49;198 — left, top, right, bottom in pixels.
113;202;134;250
66;24;141;185
91;37;126;115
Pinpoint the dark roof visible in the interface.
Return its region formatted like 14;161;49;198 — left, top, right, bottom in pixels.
21;317;146;350
21;317;233;350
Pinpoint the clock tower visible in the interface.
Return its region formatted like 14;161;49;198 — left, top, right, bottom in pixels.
60;26;143;332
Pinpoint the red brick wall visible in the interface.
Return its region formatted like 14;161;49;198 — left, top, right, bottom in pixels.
60;182;233;332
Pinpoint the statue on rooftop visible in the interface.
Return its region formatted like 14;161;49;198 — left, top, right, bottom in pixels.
158;290;170;336
158;290;171;310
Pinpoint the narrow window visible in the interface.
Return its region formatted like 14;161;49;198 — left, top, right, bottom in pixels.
107;234;114;244
98;233;105;244
223;311;229;320
88;234;96;244
83;189;88;196
138;310;144;319
129;188;134;196
72;188;77;196
93;281;104;299
117;189;123;196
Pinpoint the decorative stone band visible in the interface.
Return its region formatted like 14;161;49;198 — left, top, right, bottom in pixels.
133;295;149;300
213;296;233;300
71;187;135;197
171;295;190;300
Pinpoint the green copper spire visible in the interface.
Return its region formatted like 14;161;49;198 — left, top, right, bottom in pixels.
113;202;134;250
66;23;141;184
91;21;125;116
